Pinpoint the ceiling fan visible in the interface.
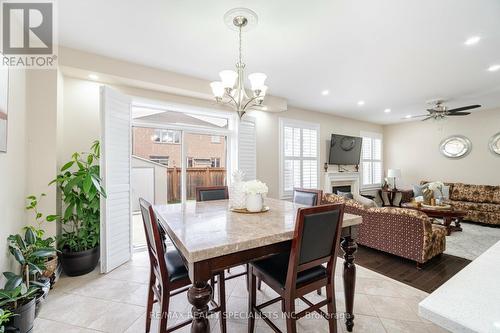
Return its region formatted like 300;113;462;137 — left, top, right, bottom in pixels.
407;100;481;121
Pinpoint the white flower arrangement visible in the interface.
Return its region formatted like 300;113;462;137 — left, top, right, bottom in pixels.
243;180;269;196
428;181;445;196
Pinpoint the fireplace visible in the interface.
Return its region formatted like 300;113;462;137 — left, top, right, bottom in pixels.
332;185;352;194
323;170;360;197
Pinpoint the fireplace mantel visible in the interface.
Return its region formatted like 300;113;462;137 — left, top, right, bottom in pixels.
323;171;360;196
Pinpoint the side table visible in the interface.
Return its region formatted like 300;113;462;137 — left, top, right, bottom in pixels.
378;188;413;207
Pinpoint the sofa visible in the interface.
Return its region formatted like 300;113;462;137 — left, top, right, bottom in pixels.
419;181;500;225
322;193;447;266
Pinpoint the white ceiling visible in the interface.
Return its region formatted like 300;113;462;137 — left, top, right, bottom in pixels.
58;0;500;124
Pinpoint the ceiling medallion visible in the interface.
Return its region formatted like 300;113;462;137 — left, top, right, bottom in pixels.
210;8;268;118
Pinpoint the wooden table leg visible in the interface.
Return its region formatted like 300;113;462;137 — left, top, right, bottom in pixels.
341;235;357;332
187;281;212;333
454;217;463;232
443;217;452;236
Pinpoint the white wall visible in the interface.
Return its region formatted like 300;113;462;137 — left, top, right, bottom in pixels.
384;108;500;187
25;70;59;238
248;107;383;198
0;69;27;275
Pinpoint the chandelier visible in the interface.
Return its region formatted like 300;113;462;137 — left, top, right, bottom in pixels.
210;8;268;118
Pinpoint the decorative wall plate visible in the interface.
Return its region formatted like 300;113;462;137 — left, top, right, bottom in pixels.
439;135;472;159
488;132;500;156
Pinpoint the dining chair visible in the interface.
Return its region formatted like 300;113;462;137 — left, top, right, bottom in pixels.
195;185;252;288
195;185;229;202
293;187;323;206
248;203;345;333
139;198;227;333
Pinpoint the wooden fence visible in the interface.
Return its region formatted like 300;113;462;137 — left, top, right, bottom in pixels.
167;167;227;202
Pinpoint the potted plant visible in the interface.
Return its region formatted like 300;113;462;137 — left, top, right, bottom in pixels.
243;180;268;212
0;283;38;333
0;309;18;333
51;141;106;276
25;194;58;283
6;227;55;320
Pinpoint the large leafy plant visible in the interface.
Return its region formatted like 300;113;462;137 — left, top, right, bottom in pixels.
51;141;106;252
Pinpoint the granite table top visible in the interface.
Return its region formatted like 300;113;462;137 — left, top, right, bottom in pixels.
155;198;362;263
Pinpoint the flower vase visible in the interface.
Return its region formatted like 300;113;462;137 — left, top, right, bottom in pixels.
246;193;263;212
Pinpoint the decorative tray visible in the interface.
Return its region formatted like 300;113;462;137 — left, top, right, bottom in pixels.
230;206;270;214
421;204;452;210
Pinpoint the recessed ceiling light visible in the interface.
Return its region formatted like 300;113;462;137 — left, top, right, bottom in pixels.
384;108;391;113
487;64;500;72
321;90;330;96
464;36;481;46
88;74;99;80
357;100;365;106
405;115;412;119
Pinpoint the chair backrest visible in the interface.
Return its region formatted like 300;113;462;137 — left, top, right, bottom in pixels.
293;188;323;206
196;186;229;202
139;198;169;285
285;204;344;288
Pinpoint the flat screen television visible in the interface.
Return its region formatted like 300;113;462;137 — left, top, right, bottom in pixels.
328;134;362;165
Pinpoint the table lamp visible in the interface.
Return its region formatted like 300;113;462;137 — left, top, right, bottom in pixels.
387;169;401;190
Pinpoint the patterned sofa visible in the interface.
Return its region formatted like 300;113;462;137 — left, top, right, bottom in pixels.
420;181;500;225
323;193;447;266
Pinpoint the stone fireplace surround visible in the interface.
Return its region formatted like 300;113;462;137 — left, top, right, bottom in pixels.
323;170;360;196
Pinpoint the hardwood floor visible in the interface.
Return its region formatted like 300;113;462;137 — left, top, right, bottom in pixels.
352;245;471;293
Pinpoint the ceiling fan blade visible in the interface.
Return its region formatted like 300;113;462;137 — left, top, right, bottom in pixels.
421;116;433;121
447;112;471;116
448;105;481;113
411;114;430;118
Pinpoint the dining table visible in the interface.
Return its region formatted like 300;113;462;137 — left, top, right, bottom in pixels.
155;198;363;333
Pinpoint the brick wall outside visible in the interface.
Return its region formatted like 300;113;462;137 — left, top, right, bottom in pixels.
132;127;226;167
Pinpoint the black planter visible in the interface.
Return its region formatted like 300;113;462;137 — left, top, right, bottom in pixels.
59;246;100;277
12;298;36;333
34;277;51;318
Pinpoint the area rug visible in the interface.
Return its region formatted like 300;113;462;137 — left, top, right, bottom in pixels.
352;245;470;293
444;221;500;260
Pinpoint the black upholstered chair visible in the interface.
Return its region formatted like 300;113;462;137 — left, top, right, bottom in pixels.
195;186;229;201
139;198;227;333
248;203;345;333
293;187;323;206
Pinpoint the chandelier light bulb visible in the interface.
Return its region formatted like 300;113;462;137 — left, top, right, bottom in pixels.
219;70;238;88
210;81;225;98
248;72;267;90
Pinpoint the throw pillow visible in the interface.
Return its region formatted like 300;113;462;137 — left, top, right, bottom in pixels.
412;184;428;197
337;191;354;199
433;185;450;200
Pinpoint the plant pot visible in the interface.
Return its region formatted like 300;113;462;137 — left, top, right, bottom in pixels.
12;298;36;333
42;256;58;278
59;246;100;277
34;277;51;318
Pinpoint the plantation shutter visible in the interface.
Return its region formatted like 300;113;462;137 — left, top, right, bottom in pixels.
280;119;319;198
361;132;383;188
100;86;132;273
238;117;256;181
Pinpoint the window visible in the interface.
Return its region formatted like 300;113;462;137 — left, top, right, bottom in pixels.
360;132;382;188
211;157;221;168
211;135;221;144
149;155;169;165
153;129;181;144
280;118;320;198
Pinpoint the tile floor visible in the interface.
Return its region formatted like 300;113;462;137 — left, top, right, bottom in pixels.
35;251;449;333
